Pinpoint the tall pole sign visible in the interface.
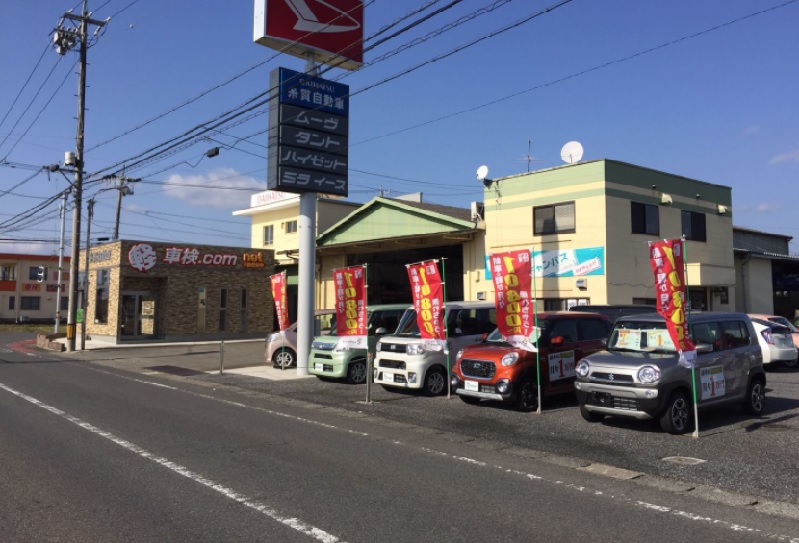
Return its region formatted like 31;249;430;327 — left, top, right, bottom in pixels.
254;0;364;70
254;0;363;375
268;67;350;196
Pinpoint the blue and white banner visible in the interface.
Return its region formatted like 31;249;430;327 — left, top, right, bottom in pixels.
485;247;605;279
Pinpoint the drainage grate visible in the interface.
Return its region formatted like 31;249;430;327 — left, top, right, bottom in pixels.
662;456;706;466
144;365;205;377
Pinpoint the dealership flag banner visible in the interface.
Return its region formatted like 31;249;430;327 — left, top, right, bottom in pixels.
649;239;697;368
333;265;367;349
490;250;537;352
270;271;289;332
407;260;446;351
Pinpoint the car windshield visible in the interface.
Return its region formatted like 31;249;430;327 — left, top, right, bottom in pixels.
485;321;547;345
608;320;678;353
395;309;421;337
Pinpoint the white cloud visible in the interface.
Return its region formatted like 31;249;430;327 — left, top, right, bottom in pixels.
163;168;264;209
756;202;780;212
769;147;799;164
0;241;60;255
740;125;760;137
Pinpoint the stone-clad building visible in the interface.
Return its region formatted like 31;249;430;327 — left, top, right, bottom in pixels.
78;240;275;344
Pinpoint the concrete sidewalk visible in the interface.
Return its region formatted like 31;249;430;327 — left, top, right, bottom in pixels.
49;334;315;382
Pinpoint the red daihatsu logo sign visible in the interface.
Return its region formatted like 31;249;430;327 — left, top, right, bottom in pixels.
255;0;364;70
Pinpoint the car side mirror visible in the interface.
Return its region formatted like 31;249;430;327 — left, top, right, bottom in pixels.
695;342;714;353
375;327;388;335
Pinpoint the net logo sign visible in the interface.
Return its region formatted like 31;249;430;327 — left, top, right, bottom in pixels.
254;0;364;71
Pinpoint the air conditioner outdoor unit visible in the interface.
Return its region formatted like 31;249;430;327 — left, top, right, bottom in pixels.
470;201;484;222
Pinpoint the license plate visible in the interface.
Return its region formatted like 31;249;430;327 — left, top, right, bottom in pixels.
314;363;324;372
383;372;393;382
464;380;479;392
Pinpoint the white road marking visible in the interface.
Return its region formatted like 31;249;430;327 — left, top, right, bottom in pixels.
0;382;345;543
420;448;799;542
71;364;799;541
87;367;370;437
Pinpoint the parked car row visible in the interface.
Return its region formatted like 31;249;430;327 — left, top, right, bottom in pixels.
267;305;795;435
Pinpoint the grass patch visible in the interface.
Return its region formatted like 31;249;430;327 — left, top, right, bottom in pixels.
0;323;59;334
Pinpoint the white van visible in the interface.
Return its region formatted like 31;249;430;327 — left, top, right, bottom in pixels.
374;301;496;395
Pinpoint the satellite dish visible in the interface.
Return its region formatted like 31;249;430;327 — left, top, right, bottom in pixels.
476;165;489;181
560;141;584;164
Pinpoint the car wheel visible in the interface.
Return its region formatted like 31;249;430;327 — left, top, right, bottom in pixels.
272;349;296;369
580;404;604;423
347;359;367;384
659;391;691;434
742;378;766;415
458;395;481;405
514;379;539;412
423;368;446;396
783;357;798;369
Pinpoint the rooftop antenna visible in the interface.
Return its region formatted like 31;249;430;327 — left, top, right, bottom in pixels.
560;141;584;164
521;137;539;172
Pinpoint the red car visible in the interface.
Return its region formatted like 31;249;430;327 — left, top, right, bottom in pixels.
451;312;611;411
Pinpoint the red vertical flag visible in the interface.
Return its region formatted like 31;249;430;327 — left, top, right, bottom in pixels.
407;260;446;349
490;250;537;351
270;272;289;331
333;266;367;344
649;239;696;366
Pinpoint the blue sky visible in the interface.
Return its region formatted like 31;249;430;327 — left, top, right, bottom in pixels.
2;0;798;255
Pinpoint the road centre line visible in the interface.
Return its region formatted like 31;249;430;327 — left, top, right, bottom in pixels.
419;447;799;543
0;381;345;543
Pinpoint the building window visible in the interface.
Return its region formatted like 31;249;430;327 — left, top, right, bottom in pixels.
682;210;707;242
8;296;15;310
263;225;274;246
60;297;68;311
21;297;40;310
533;202;575;235
1;266;15;281
219;288;227;331
94;269;110;324
631;202;659;235
285;220;298;234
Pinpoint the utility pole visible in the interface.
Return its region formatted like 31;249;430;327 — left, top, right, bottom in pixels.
112;176;136;241
80;198;95;351
54;190;69;333
53;1;106;351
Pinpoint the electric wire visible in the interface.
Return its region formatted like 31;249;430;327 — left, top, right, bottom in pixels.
0;56;68;158
0;43;51;135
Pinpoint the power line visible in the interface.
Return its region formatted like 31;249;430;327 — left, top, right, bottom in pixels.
0;43;51;134
0;55;68;158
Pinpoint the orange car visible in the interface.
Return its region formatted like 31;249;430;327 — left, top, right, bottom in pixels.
451;311;611;411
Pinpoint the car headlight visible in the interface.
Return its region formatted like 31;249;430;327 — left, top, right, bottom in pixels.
637;365;661;384
501;352;519;366
267;333;280;342
376;342;383;352
406;343;424;355
575;360;590;378
456;349;464;360
312;341;335;351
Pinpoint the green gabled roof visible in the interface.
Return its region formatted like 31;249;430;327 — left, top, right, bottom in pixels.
317;197;476;247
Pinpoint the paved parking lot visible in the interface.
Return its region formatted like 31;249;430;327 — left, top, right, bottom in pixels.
65;339;799;507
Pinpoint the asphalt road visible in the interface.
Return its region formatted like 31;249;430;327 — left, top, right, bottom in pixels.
2;335;798;542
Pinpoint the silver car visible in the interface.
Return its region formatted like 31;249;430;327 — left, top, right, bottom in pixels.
574;312;766;434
